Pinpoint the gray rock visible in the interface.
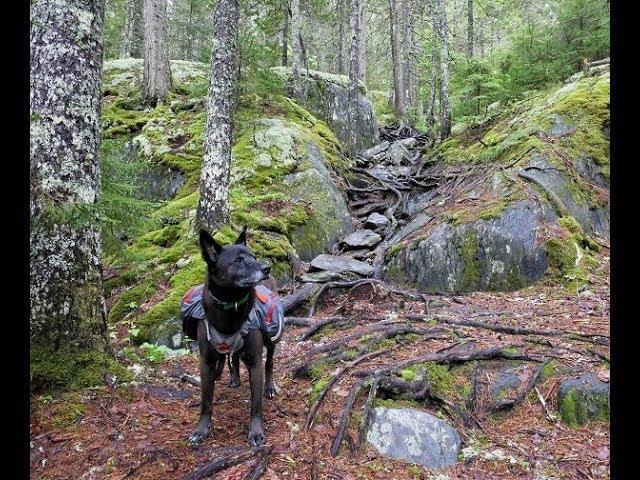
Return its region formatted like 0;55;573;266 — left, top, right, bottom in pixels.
148;316;183;349
574;155;609;188
489;365;527;406
300;270;358;283
124;142;185;200
310;254;375;277
361;141;390;159
384;201;553;293
341;229;382;249
547;114;575;137
388;138;417;165
367;407;461;468
364;212;390;230
284;141;354;260
520;153;609;238
558;374;610;426
342;248;373;260
271;66;379;150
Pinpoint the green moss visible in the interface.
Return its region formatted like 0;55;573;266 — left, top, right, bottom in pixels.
539;360;557;381
370;90;396;125
31;348;132;393
460;232;481;292
107;279;157;324
558;387;610;427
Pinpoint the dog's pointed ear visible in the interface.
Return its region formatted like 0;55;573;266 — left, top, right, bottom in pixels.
235;225;248;245
199;229;222;265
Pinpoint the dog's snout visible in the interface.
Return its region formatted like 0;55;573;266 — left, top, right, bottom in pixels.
261;264;271;275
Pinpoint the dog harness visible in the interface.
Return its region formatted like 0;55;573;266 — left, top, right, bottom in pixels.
180;284;285;355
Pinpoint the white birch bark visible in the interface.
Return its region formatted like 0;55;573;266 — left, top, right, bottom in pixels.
197;0;240;232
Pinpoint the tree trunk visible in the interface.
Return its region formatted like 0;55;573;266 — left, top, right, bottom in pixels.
290;0;303;99
197;0;240;232
347;0;364;155
337;0;347;74
282;0;289;66
300;32;310;75
436;0;451;139
142;0;171;106
467;0;473;58
122;0;143;58
425;27;438;133
389;0;405;119
401;0;416;113
30;0;109;354
355;0;366;82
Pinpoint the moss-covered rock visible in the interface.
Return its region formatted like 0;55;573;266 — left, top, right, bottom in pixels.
383;69;609;294
557;374;610;426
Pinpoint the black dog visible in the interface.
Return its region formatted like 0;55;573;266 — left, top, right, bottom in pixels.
188;227;277;446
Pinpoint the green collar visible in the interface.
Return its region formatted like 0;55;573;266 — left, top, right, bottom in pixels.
210;291;251;312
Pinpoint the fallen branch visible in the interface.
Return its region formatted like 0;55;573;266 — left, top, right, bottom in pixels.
330;377;369;457
242;446;273;480
535;386;557;422
490;359;552;412
182;446;267;480
283;283;320;315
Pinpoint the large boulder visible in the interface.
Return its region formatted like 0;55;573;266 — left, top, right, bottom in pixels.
384;201;553;293
367;407;461;468
272;66;379;151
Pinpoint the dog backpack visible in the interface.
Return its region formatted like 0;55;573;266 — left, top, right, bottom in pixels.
180;284;285;348
249;284;285;345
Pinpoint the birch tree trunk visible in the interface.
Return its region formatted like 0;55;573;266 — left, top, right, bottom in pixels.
467;0;474;58
347;0;363;155
336;0;347;74
142;0;171;106
122;0;143;58
389;0;405;120
290;0;303;99
436;0;452;139
197;0;240;232
30;0;109;354
282;0;289;66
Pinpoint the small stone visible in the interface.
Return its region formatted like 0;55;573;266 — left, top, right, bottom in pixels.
309;254;375;277
176;257;191;268
340;229;382;249
364;212;390;230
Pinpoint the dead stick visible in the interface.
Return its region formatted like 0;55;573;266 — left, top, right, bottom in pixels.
182;446;266;480
330;378;369;457
242;446;273;480
535;386;556;422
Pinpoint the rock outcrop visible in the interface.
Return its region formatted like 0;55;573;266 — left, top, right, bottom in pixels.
272;66;379;151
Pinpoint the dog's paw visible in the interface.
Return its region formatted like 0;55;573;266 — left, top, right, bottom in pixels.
264;381;278;398
247;425;265;447
188;427;209;446
229;376;241;388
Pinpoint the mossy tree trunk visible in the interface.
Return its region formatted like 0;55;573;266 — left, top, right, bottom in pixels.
425;1;438;133
197;0;240;232
30;0;109;355
281;0;289;67
142;0;170;106
122;0;143;58
467;0;474;59
436;0;452;139
290;0;303;99
336;0;347;75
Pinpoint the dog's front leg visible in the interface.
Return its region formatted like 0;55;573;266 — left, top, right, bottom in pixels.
229;352;241;387
243;331;265;446
264;343;277;398
188;352;216;445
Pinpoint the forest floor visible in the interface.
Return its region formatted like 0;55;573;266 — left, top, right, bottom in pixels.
30;247;610;480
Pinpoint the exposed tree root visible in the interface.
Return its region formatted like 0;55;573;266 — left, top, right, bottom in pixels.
182;446;267;480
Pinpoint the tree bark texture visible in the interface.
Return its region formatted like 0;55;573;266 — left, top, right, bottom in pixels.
122;0;143;58
436;0;451;139
355;0;366;82
30;0;109;352
336;0;347;74
282;0;289;66
197;0;240;232
347;0;364;155
142;0;171;106
467;0;474;58
290;0;303;99
389;0;405;119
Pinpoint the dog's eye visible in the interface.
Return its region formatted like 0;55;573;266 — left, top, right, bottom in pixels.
235;256;243;262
